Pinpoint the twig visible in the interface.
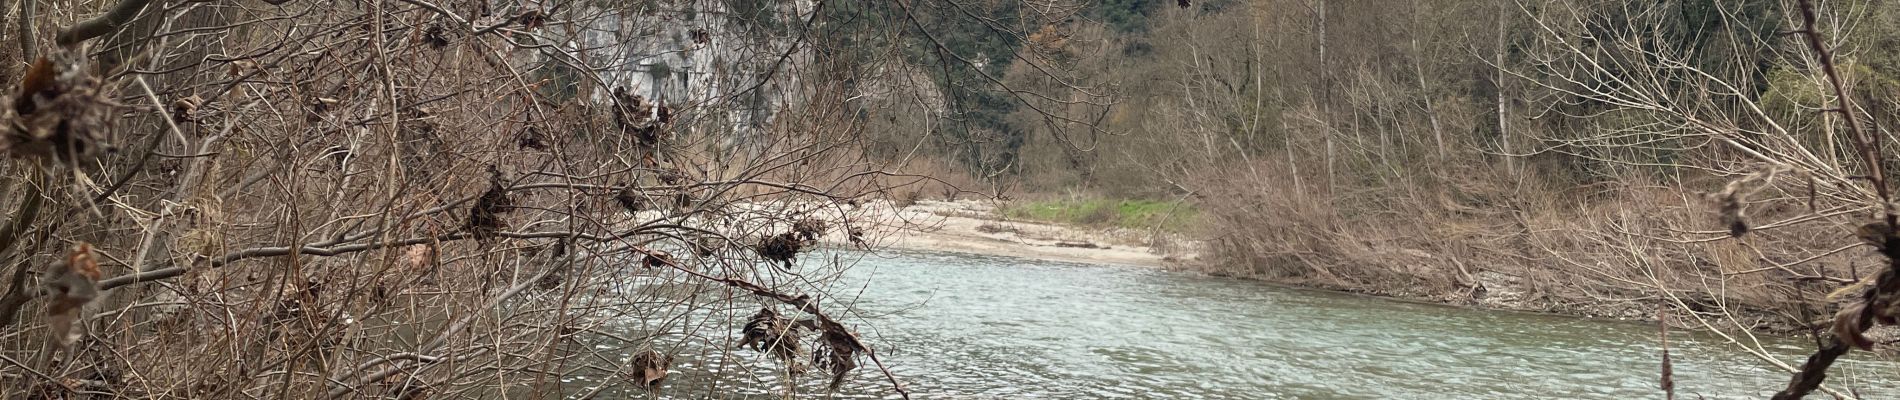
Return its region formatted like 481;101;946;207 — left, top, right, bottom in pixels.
1774;2;1892;398
53;0;153;47
0;170;48;329
1660;306;1674;400
16;0;34;60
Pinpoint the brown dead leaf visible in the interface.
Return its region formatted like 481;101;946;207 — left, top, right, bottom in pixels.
1834;302;1874;350
4;51;112;162
615;185;645;214
755;232;805;268
45;243;100;349
739;307;803;370
642;250;673;269
517;9;547;29
813;320;864;390
794;218;828;242
466;167;515;241
630;350;673;390
172;94;203;123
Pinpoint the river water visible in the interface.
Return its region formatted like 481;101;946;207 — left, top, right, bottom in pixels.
601;249;1900;399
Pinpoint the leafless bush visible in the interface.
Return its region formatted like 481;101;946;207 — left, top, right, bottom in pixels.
0;0;1099;397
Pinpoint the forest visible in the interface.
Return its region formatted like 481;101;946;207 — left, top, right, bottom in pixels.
1;0;1899;398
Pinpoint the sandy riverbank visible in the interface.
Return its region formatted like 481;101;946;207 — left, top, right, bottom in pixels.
834;200;1201;268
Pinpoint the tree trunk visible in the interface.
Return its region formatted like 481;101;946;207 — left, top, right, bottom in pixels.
1495;1;1513;176
1412;0;1446;161
1316;0;1335;194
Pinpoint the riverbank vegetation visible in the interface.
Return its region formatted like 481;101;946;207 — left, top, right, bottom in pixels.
8;0;1900;398
850;0;1900;397
1001;197;1198;232
0;0;1115;397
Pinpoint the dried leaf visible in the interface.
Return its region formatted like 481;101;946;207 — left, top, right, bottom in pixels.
15;57;57;113
171;94;203;123
673;190;694;209
615;185;645;214
846;226;867;248
642;250;673;269
4;51;112;162
812;320;864;390
630;350;673;390
467;167;516;241
516;9;547;29
401;244;436;272
794;218;827;242
739;307;803;370
516;127;549;150
420;24;450;48
45;243;100;349
611;88;652;128
755;232;805;268
1834;302;1874;350
657;169;687;186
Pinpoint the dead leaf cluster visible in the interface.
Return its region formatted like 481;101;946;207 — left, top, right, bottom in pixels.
44;243;100;350
754;232;805;268
629;349;673;391
3;52;112;162
467;167;516;240
738;307;803;370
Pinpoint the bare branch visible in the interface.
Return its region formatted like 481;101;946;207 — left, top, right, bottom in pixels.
53;0;152;47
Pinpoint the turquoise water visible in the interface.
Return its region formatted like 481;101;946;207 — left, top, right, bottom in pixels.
584;249;1900;399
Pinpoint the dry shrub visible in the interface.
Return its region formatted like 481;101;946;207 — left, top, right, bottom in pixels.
877;155;985;203
893;190;923;208
1192;156;1855;327
1192;159;1407;287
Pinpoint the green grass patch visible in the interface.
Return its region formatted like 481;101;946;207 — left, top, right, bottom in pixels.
1002;198;1198;231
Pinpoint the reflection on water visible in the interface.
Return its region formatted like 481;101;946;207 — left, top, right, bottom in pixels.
591;249;1899;399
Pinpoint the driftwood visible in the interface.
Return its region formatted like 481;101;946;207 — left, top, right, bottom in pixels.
1054;240;1106;249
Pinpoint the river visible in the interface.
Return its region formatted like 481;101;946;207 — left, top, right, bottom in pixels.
591;249;1900;399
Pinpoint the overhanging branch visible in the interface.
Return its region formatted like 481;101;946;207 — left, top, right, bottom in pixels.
53;0;153;47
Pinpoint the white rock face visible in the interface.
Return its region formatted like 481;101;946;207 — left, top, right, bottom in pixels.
572;2;821;131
